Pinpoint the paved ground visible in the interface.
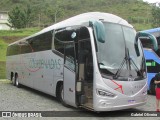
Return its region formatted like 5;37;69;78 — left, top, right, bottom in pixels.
0;79;160;120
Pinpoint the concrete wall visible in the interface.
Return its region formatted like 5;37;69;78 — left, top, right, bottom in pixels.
0;23;11;30
0;12;11;30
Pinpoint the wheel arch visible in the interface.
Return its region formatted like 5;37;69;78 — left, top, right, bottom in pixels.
56;80;63;98
11;72;14;81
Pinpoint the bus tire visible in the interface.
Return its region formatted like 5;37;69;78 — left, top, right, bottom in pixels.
58;84;68;107
12;75;16;86
15;74;21;88
149;81;156;95
11;72;14;81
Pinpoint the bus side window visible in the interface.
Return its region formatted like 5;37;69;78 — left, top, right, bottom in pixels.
140;38;153;49
54;39;64;55
20;39;33;54
64;44;75;71
54;28;79;55
30;31;52;52
7;44;20;56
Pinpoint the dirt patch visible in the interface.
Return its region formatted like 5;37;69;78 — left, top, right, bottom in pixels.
1;36;26;44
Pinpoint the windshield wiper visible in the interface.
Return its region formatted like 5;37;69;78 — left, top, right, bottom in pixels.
113;56;127;79
127;48;143;77
113;41;129;79
113;48;143;79
126;48;143;76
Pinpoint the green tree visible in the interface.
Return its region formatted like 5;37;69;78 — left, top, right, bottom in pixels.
151;6;160;27
8;6;34;29
8;6;26;29
46;1;64;23
25;5;34;27
46;7;64;23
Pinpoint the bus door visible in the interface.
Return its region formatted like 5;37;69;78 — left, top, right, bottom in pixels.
78;39;93;109
63;42;77;107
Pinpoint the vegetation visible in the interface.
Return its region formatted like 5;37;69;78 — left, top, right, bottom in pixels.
152;6;160;27
0;61;6;79
0;28;40;79
0;40;7;61
0;0;157;30
0;28;40;37
8;5;34;29
0;0;160;79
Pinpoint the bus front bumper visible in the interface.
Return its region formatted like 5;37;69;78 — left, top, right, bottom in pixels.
93;95;147;111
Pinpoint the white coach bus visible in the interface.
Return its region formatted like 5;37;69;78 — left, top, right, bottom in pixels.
6;12;147;111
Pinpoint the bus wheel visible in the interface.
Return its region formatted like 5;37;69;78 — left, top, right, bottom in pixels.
12;76;16;86
59;84;68;106
15;74;21;88
149;81;156;95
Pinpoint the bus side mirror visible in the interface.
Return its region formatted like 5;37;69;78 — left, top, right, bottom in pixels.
135;32;158;56
89;20;106;43
137;31;158;51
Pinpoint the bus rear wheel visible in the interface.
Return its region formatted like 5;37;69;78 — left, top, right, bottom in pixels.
15;74;21;88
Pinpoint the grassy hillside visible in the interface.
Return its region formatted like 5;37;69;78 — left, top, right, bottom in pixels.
0;40;7;61
0;28;40;79
0;40;7;79
0;0;156;79
0;0;154;31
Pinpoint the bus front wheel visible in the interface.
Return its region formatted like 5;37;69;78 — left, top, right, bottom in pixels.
12;75;16;86
58;84;68;107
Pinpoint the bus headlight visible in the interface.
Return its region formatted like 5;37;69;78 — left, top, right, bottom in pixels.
97;89;116;97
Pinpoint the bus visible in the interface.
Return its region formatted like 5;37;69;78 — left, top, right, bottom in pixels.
6;12;147;111
140;28;160;94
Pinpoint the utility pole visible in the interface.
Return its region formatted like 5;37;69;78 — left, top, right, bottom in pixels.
55;10;58;23
39;13;41;28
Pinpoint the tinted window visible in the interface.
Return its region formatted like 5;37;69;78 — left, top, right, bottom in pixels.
140;38;153;49
54;40;64;55
6;43;20;56
29;31;52;52
7;31;53;56
146;60;160;73
54;28;79;54
20;40;33;54
79;27;90;40
55;28;79;42
64;43;75;71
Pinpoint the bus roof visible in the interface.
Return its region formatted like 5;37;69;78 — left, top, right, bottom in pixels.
141;27;160;38
9;12;133;46
40;12;133;34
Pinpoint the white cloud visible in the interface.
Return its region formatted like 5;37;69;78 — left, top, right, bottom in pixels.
143;0;160;3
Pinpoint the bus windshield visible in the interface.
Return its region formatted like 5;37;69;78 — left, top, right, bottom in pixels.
97;22;145;80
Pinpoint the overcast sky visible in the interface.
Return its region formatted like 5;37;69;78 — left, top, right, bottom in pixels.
143;0;160;3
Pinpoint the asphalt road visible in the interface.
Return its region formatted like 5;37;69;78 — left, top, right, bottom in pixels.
0;79;160;120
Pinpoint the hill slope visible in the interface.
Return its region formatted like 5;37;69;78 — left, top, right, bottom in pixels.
0;0;156;79
0;28;40;79
0;0;153;30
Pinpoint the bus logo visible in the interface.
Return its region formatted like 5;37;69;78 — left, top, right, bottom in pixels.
2;112;11;117
128;77;135;81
